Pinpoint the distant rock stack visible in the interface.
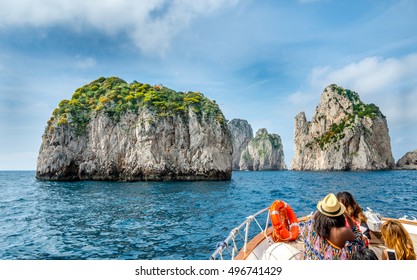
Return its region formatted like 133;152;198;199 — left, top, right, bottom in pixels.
396;149;417;170
291;84;395;171
239;128;287;171
36;77;232;181
227;119;253;170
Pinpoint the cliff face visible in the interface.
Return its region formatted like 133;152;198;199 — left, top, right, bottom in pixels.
36;77;232;181
239;128;286;171
396;149;417;170
291;84;395;171
227;119;253;170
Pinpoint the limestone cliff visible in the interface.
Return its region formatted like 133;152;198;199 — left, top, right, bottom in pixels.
239;128;286;171
36;77;232;181
396;149;417;170
291;84;395;171
227;119;253;170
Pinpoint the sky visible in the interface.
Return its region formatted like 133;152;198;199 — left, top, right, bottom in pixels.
1;0;417;170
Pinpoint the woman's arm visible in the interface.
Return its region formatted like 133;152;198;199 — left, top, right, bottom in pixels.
329;226;356;248
381;249;388;260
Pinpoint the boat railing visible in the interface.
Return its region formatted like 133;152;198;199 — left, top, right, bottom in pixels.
210;206;271;260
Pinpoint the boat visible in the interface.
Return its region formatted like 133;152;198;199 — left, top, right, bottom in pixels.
210;204;417;260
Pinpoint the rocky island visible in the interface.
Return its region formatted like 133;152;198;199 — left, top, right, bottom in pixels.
396;149;417;170
36;77;232;181
227;118;253;170
239;128;287;171
291;84;395;171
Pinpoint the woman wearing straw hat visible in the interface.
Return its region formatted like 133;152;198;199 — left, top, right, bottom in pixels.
300;193;366;260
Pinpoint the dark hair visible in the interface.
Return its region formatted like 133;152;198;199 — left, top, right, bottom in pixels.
336;191;367;222
314;211;346;239
352;248;378;260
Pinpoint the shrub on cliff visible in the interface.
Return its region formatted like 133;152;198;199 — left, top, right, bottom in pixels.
48;77;225;135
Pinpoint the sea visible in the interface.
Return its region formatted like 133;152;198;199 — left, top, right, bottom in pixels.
1;170;416;260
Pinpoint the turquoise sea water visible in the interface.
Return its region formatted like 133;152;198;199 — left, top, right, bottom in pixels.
0;170;416;260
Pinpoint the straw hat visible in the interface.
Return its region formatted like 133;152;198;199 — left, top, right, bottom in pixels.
317;193;345;217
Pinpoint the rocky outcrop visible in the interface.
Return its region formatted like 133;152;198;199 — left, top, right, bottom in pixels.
396;149;417;170
291;84;395;171
36;77;232;181
239;128;286;171
227;119;253;170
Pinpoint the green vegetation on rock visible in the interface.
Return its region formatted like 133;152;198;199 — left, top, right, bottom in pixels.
252;133;282;150
312;85;384;151
48;77;225;135
315;117;351;150
330;84;383;119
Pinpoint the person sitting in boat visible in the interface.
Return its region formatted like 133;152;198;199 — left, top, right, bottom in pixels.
300;193;366;260
381;220;416;260
336;191;370;245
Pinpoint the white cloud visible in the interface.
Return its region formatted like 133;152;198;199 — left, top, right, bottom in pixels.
287;90;317;111
74;56;97;69
308;54;417;96
0;0;240;55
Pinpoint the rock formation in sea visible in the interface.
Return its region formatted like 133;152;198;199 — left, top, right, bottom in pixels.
291;84;395;171
396;149;417;170
227;118;253;170
36;77;232;181
239;128;287;171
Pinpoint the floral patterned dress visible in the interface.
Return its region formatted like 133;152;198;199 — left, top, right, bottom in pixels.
299;216;366;260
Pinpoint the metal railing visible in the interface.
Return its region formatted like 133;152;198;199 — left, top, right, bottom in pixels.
210;206;271;260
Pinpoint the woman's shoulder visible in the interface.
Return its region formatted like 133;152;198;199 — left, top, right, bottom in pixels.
345;226;359;241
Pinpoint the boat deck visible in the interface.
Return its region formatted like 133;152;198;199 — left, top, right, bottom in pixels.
368;231;387;259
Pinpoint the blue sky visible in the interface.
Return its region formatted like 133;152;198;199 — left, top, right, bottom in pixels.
1;0;417;170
